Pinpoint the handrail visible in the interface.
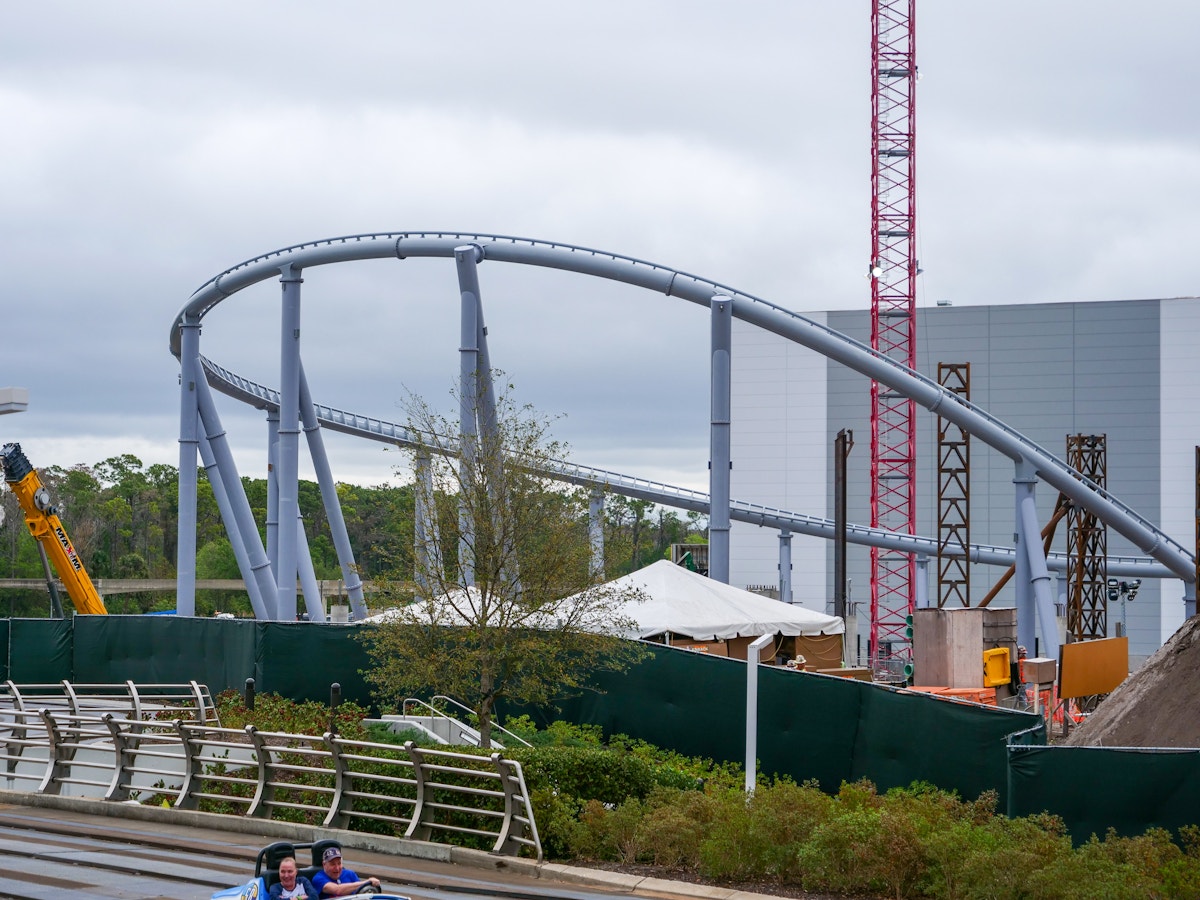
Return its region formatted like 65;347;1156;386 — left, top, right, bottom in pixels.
400;697;533;749
428;696;533;749
0;707;542;859
0;681;218;727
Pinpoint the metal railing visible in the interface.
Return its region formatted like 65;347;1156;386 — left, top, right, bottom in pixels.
0;680;217;726
399;697;533;749
0;707;541;860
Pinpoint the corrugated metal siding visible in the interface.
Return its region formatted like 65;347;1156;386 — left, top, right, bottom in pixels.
731;298;1176;660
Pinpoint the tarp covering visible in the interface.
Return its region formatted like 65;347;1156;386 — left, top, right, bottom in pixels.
256;622;376;709
73;615;256;692
600;560;844;640
535;642;1036;803
1008;744;1200;842
9;618;72;683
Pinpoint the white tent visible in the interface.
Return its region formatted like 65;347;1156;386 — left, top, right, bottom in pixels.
604;559;844;641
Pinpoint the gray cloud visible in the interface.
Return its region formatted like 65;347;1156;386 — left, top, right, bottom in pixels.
1;1;1197;493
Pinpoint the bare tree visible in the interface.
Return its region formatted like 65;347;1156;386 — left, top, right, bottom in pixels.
360;380;644;747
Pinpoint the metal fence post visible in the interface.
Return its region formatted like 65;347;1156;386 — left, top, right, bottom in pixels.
174;720;201;810
245;725;271;818
322;731;350;828
244;678;255;712
488;754;542;860
103;713;133;802
37;710;66;796
329;682;341;736
404;742;432;841
188;680;208;726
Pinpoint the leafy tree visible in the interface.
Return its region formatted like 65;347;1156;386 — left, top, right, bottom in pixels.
360;379;646;747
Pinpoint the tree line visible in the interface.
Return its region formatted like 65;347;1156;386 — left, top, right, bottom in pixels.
0;455;706;617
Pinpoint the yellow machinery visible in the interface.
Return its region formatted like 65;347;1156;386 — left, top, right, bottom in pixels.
0;442;107;615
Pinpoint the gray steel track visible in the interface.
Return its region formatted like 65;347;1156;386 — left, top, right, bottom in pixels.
199;356;1170;581
170;232;1193;587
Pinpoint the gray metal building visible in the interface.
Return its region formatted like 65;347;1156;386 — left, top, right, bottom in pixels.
730;297;1200;665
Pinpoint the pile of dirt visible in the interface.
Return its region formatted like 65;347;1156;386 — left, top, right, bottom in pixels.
1064;614;1200;748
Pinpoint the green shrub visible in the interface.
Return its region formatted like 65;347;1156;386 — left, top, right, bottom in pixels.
637;789;716;868
694;779;835;882
215;688;370;737
508;746;663;805
797;804;884;894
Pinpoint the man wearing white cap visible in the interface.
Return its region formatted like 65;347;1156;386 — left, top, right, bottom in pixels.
311;845;382;896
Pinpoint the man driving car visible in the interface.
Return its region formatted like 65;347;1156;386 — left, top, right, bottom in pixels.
310;846;382;896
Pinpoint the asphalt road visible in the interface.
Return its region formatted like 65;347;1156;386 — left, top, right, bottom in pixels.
0;803;646;900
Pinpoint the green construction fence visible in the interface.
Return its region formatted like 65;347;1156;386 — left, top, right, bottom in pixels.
1;615;1196;841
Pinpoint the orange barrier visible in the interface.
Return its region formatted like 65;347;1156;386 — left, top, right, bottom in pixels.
906;686;996;706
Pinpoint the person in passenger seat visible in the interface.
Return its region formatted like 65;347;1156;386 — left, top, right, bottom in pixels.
269;856;318;900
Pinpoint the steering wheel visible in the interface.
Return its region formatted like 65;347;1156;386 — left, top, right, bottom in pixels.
354;884;381;895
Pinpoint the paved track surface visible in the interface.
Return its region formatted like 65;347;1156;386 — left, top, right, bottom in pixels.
0;803;639;900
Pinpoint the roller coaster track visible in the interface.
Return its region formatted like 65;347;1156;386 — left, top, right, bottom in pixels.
173;231;1196;589
200;357;1170;580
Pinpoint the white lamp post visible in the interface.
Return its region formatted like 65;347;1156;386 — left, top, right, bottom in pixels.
744;632;776;793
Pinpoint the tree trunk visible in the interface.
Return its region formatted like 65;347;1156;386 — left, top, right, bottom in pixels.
478;670;495;749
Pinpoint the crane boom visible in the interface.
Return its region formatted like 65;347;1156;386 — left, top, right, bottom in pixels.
0;443;107;615
869;0;918;674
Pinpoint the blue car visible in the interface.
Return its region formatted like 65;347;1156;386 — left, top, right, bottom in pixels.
212;840;411;900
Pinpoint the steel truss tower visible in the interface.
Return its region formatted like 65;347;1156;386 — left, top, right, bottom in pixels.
1066;434;1108;640
869;0;918;670
936;363;970;607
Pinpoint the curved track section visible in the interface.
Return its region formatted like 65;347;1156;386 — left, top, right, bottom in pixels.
201;357;1169;581
172;231;1195;589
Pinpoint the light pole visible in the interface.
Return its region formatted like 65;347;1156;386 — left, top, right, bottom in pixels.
0;388;28;417
0;390;45;615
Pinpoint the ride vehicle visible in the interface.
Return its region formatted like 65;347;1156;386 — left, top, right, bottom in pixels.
212;840;410;900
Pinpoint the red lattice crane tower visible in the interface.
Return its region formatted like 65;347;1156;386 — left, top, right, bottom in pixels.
868;0;918;673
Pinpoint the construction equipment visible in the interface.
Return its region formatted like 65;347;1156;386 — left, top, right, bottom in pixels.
868;0;919;673
0;442;107;615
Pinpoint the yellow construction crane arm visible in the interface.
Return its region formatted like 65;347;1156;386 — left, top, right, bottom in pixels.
0;443;107;615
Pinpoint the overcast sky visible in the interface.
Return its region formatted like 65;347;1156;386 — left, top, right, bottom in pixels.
2;1;1198;494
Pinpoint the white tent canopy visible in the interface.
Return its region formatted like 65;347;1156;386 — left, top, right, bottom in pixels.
603;560;844;641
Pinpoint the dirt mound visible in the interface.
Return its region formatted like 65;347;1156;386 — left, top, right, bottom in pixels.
1065;615;1200;748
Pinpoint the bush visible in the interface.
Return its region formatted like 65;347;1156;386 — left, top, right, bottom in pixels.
215;688;370;737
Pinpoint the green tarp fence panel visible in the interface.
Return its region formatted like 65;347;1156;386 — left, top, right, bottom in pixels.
0;619;8;682
544;644;1043;804
8;618;73;683
46;616;1200;843
72;615;257;693
255;622;375;709
1008;744;1200;842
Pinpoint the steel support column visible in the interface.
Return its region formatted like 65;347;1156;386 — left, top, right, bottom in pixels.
456;246;481;587
275;266;303;621
414;450;434;597
589;489;605;580
265;409;280;575
709;295;733;584
914;554;929;608
1013;462;1037;652
197;430;267;620
1014;459;1057;657
778;530;792;604
193;357;275;618
295;516;325;622
834;429;853;618
299;361;367;620
175;314;201;616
